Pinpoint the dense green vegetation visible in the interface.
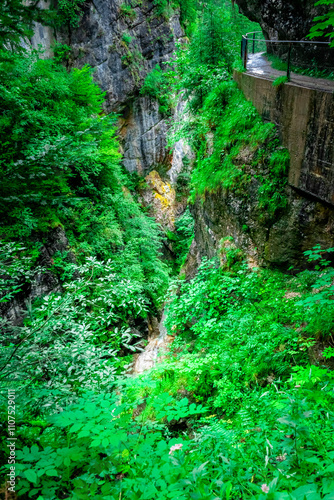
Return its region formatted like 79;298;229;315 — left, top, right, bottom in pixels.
140;64;173;115
166;1;289;216
0;48;169;412
4;249;334;499
1;1;334;499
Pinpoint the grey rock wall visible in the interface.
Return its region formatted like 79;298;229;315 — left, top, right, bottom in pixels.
65;0;185;175
29;0;187;178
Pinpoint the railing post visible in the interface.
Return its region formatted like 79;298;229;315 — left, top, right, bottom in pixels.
287;43;292;81
252;32;255;54
243;36;248;69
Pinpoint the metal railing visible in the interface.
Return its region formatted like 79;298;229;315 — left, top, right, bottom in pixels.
241;32;333;82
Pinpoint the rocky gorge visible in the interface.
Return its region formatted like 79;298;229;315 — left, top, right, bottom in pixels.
1;0;334;497
30;0;334;278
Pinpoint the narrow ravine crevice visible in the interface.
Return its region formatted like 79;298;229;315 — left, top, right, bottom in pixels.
132;311;171;374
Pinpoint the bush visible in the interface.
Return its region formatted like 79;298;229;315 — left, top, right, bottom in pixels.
140;64;173;115
120;3;136;19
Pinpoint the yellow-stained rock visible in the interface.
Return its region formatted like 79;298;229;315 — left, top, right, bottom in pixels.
141;170;176;231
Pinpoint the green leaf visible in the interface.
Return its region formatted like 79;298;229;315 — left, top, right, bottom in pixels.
102;437;109;447
91;439;101;447
45;469;58;477
24;469;38;483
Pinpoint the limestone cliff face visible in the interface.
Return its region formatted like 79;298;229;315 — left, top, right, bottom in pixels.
64;0;184;175
30;1;185;176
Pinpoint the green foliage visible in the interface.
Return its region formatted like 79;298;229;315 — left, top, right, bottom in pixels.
168;207;194;271
1;2;334;498
169;2;288;216
323;346;334;358
178;0;197;36
176;155;192;192
121;46;144;84
140;64;173;115
0;241;42;304
122;32;132;45
5;252;334;499
256;146;289;214
296;245;334;339
0;50;106;240
54;0;86;28
161;258;306;408
273;75;289;86
0;254;150;408
52;42;72;64
1;392;218;499
120;3;136;19
308;0;334;47
152;0;173;18
0;48;169;410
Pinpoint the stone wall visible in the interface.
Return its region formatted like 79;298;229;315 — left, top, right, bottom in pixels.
233;70;334;205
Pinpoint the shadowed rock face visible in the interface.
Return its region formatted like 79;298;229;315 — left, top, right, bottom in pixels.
235;0;327;41
0;227;73;325
235;0;330;66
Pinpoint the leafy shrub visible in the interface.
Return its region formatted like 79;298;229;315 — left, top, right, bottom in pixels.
54;0;86;27
0;48;169;414
140;64;173;115
168;207;194;271
7;253;334;499
52;42;71;63
273;75;289;86
308;0;334;47
122;32;132;45
120;3;136;19
168;4;289;216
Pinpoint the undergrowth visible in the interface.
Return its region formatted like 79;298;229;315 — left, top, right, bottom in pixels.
0;47;169;414
1;1;334;499
2;247;334;498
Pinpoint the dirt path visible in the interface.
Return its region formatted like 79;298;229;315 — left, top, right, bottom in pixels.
247;52;334;93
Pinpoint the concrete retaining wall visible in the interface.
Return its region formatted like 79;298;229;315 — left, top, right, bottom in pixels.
233;70;334;205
